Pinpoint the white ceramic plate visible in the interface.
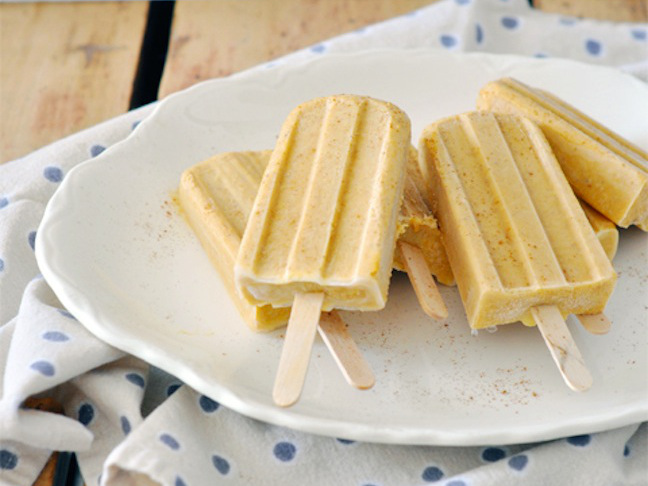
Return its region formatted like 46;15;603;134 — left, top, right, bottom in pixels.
37;50;648;446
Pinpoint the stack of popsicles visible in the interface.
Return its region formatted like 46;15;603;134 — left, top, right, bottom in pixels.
179;80;646;406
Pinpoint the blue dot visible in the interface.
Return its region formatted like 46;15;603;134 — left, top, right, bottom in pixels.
311;44;326;53
199;395;219;413
212;455;230;475
482;447;506;462
585;39;602;56
78;403;95;426
90;145;105;157
534;52;549;58
631;29;646;41
273;441;297;462
58;309;76;319
121;416;131;435
624;444;630;457
336;438;355;445
28;231;37;250
501;16;519;29
475;23;484;44
567;434;591;447
30;360;55;376
440;35;458;48
422;465;444;482
175;477;186;486
160;433;180;450
455;0;471;4
508;454;528;471
166;383;181;396
125;372;145;388
0;197;8;209
0;258;4;272
0;449;18;470
43;166;64;183
42;331;69;342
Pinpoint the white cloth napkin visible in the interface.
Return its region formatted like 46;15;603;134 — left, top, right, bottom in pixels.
1;0;647;485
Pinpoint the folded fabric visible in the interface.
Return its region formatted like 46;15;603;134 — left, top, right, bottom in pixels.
0;0;646;485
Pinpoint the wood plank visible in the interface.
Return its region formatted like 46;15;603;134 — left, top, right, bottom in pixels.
159;0;435;98
0;2;149;163
534;0;647;22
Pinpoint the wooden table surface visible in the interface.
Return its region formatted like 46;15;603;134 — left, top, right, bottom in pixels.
1;0;646;164
0;0;644;484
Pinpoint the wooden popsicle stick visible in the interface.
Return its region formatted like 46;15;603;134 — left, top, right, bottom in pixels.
273;292;324;407
576;313;611;335
531;305;593;392
398;241;448;320
318;311;375;390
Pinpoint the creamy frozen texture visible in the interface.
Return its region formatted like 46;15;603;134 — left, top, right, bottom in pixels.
235;95;411;311
178;151;290;331
394;146;454;286
419;111;617;329
579;200;619;261
478;77;648;230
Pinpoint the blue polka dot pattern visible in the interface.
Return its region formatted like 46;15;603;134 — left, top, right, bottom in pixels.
567;434;591;447
28;231;37;250
30;360;55;377
58;309;76;319
422;465;444;482
160;433;180;450
440;35;458;48
42;331;69;342
43;166;64;183
0;449;18;470
311;44;326;53
167;383;181;396
175;477;186;486
585;39;602;56
482;447;506;462
90;145;106;157
199;395;219;413
121;416;131;435
125;372;145;388
0;196;8;209
501;16;519;29
77;403;95;426
475;23;484;44
273;441;297;462
508;454;528;471
212;455;230;475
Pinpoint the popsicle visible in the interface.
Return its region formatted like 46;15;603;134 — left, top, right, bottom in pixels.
579;200;618;261
477;77;648;230
419;111;617;391
179;151;374;390
235;95;410;406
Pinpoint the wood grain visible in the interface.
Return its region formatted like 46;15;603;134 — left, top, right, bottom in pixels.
534;0;647;22
158;0;435;98
0;2;148;162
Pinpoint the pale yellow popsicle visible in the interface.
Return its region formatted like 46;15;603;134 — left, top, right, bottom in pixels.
235;95;411;312
394;146;454;287
478;77;648;230
178;151;290;332
418;111;617;331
